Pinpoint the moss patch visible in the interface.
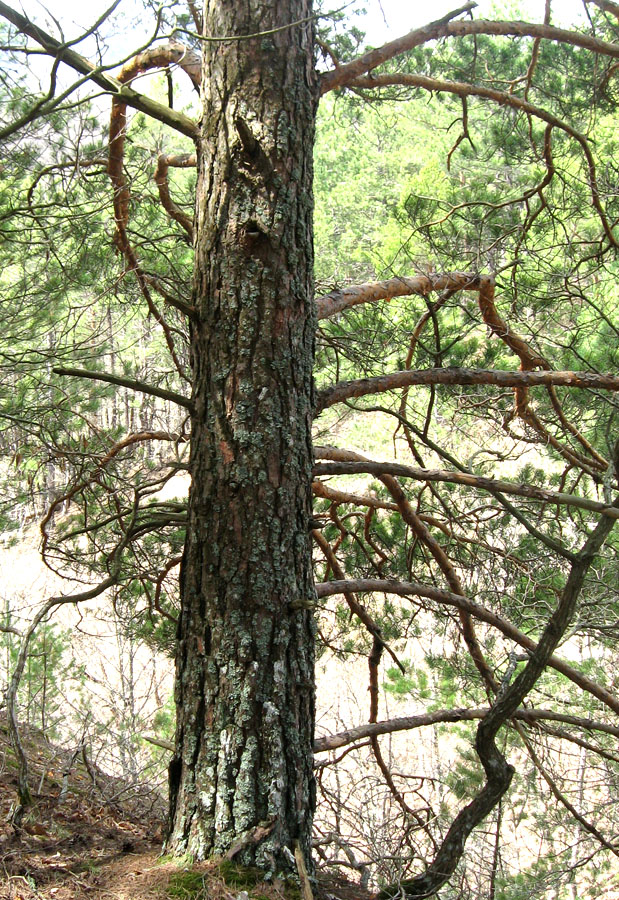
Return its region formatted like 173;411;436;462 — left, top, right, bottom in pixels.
166;869;207;898
218;859;263;889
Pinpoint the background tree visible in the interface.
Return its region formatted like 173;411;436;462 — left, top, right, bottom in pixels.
0;0;618;897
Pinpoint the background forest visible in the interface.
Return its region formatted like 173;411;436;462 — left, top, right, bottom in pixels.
0;1;618;898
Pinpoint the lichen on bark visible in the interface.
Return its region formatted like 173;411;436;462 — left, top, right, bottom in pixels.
166;0;318;875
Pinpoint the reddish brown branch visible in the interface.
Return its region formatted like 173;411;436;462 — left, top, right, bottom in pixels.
117;41;202;91
518;0;550;99
154;152;196;238
320;17;619;95
107;42;201;377
313;453;619;519
40;430;180;553
0;2;198;137
312;529;404;672
478;277;548;371
316;272;484;320
345;72;616;247
317;446;498;696
477;277;606;475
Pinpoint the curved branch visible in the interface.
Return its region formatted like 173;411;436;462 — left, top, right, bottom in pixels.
515;721;619;857
0;2;198;138
154;152;196;238
142;273;197;318
344;72;616;247
313;457;619;520
312;528;404;673
314;579;619;717
119;41;202;90
316;447;498;695
585;0;619;21
320;16;619;95
107;42;197;379
5;560;128;817
316;368;619;413
478;279;606;477
378;509;616;898
40;429;182;552
316;272;485;320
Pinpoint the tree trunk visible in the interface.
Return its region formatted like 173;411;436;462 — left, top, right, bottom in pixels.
166;0;318;872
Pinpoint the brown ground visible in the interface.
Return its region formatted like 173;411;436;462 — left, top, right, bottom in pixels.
0;716;372;900
0;713;167;899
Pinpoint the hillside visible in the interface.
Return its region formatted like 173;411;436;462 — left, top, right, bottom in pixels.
0;714;369;900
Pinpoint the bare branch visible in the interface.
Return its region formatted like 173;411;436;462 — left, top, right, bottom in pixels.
312;528;405;673
515;722;619;857
314;579;619;716
147;705;619;755
154;152;196;238
52;367;193;409
313;456;619;519
316;368;619;413
345;73;616;246
316;272;485;320
40;430;182;553
4;572;121;816
379;509;616;898
586;0;619;20
315;707;619;752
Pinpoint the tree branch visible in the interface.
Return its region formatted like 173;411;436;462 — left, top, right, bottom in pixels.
316;272;486;320
320;16;619;95
515;721;619;857
316;368;619;413
314;578;619;716
313;457;619;520
0;2;199;139
378;508;616;898
585;0;619;21
154;152;196;239
52;367;193;409
315;707;619;753
344;73;616;247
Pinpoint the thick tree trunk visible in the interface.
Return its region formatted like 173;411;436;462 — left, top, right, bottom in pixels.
166;0;318;872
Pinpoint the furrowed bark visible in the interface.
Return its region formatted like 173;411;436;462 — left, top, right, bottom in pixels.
166;0;318;872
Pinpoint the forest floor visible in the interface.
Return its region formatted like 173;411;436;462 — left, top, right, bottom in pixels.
0;715;370;900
